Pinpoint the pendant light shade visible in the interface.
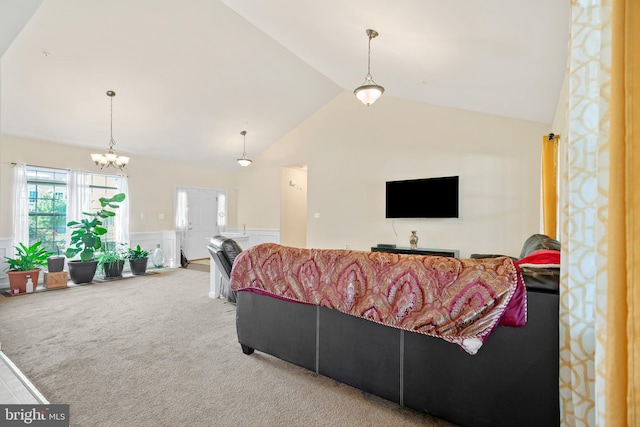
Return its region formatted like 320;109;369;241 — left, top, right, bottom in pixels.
354;29;384;106
91;90;130;169
237;130;252;167
354;82;385;106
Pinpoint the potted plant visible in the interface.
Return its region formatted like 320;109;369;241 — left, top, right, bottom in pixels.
126;244;151;275
47;243;65;273
65;193;125;284
3;241;52;293
97;246;127;279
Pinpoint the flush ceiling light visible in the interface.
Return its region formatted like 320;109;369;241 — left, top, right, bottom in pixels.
91;90;130;170
237;130;252;167
354;29;385;106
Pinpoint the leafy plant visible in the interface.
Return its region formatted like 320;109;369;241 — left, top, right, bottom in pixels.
3;242;53;272
126;245;151;260
54;242;65;257
96;247;127;273
65;193;126;262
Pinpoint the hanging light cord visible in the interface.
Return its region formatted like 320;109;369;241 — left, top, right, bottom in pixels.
241;131;248;156
109;93;116;150
366;33;372;79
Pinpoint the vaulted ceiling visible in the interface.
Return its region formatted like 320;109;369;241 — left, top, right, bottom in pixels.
0;0;570;169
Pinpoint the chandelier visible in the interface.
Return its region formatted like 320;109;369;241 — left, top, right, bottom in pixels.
354;29;385;106
237;130;252;167
91;90;130;170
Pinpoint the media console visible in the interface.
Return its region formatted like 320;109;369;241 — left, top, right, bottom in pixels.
371;246;459;258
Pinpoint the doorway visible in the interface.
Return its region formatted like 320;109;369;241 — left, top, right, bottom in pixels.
175;186;227;260
280;165;307;248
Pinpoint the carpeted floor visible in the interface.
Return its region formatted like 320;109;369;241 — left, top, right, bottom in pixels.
0;268;456;427
185;259;209;272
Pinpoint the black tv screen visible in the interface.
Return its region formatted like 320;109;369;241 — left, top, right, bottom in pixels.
385;176;459;218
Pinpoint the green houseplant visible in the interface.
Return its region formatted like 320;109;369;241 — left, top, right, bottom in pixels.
126;244;151;275
3;241;52;293
65;193;126;284
97;246;127;279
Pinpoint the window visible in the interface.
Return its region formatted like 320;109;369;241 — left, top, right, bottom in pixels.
25;166;123;254
217;193;226;228
27;168;68;254
88;173;120;250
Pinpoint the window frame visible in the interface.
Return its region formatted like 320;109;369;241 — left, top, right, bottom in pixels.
25;166;123;254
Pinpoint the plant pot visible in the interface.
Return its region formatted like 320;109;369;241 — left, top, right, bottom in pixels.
103;260;125;278
67;260;98;284
129;258;148;275
47;256;65;273
6;269;41;293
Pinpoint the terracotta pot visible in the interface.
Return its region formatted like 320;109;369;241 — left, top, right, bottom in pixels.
6;269;41;293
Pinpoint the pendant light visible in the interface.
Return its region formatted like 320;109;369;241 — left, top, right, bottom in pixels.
237;130;252;167
91;90;130;169
354;29;385;106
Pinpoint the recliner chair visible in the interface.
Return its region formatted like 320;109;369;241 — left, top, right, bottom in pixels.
207;235;243;303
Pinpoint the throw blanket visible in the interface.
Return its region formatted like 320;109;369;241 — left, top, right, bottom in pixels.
517;249;560;268
230;244;527;355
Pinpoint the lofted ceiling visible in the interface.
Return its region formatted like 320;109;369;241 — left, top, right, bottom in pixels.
0;0;570;169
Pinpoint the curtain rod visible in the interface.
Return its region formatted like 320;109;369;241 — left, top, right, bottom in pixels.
10;163;128;177
11;162;70;171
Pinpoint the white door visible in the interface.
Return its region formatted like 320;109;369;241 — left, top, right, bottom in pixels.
178;187;220;260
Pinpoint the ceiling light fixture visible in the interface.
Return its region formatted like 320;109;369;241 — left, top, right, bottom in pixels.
91;90;130;170
354;29;385;106
237;130;252;167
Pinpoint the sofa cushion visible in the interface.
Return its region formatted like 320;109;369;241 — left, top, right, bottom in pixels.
519;234;561;258
470;253;517;260
516;235;560;294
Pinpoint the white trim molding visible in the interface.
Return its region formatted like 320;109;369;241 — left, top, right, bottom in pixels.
129;230;179;269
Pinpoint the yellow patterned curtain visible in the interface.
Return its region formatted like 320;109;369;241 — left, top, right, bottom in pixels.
560;1;610;426
562;0;640;425
542;134;559;239
606;0;640;425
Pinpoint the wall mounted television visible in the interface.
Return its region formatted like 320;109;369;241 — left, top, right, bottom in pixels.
385;176;459;218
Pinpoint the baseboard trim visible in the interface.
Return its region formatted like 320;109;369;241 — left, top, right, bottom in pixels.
0;351;49;404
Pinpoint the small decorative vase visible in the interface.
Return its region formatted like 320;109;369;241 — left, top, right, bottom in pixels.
152;244;165;268
409;231;419;249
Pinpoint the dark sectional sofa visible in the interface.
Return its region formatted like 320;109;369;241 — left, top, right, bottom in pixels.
233;234;561;427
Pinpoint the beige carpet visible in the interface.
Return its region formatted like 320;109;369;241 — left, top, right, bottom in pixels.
0;268;456;427
186;258;209;272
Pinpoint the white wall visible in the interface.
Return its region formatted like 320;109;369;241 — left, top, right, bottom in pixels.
280;165;307;247
237;91;550;258
0;134;238;238
1;91;554;259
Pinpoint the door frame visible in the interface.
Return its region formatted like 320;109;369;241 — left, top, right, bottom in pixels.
174;185;228;260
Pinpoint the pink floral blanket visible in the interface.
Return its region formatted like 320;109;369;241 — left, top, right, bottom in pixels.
230;244;527;354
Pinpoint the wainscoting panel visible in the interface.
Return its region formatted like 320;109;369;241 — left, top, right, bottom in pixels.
0;238;13;288
130;230;179;269
222;228;280;249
